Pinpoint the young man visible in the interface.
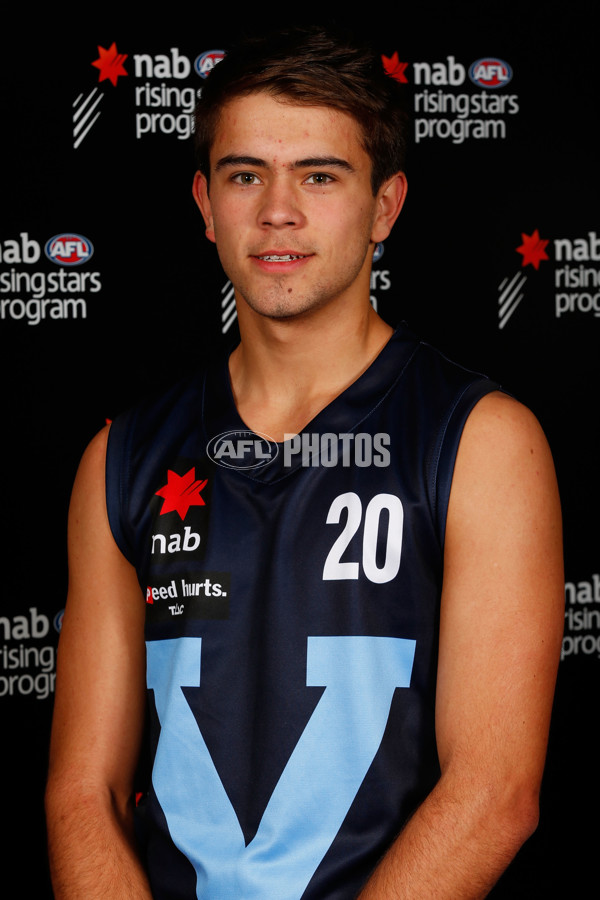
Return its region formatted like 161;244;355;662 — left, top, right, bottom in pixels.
45;27;564;899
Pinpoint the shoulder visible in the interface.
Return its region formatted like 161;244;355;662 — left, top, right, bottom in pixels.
455;391;556;486
71;424;111;507
462;388;546;435
446;391;562;565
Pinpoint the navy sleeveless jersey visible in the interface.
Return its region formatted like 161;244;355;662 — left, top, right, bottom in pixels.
106;324;500;899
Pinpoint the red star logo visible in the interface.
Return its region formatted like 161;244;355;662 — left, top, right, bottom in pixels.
516;229;550;270
382;53;409;83
155;469;208;520
91;43;128;86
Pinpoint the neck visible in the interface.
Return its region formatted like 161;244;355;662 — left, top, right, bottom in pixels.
229;302;393;440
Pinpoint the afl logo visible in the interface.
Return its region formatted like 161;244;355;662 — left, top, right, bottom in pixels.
195;49;225;79
207;429;279;470
469;58;512;89
45;233;93;266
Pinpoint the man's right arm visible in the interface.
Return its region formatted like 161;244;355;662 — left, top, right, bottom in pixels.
45;426;153;899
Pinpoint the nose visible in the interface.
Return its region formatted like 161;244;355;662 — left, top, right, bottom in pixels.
258;176;306;229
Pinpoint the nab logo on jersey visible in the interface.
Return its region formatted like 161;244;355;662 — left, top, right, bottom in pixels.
151;465;211;560
469;58;512;88
155;468;208;520
44;234;93;266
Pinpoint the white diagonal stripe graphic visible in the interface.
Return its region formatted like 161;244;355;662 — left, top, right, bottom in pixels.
498;272;527;329
221;281;237;333
73;88;104;148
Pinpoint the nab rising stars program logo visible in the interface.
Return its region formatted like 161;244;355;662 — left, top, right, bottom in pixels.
73;43;128;148
498;228;600;326
497;230;549;328
72;42;225;148
382;51;519;145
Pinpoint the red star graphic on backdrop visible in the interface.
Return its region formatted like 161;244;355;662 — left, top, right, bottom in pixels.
91;43;128;86
516;229;550;270
382;53;409;83
155;469;208;520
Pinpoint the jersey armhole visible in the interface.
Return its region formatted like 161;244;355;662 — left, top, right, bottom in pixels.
105;410;137;564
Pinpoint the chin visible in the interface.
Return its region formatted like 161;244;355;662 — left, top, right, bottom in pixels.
243;284;346;322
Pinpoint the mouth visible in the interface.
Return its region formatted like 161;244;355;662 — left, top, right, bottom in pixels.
255;254;308;262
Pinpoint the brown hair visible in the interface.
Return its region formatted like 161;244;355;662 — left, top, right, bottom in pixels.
193;26;409;195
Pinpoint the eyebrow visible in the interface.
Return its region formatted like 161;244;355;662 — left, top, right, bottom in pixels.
214;155;356;173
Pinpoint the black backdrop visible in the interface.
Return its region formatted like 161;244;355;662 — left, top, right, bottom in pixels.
1;4;598;895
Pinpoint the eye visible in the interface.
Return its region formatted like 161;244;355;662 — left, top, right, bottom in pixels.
232;172;262;185
304;173;334;185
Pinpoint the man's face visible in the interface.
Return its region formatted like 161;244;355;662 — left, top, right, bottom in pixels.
194;92;405;322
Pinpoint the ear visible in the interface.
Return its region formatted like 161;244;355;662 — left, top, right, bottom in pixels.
193;171;216;244
371;172;407;244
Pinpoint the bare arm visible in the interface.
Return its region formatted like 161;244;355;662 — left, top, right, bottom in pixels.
45;426;153;899
358;392;564;898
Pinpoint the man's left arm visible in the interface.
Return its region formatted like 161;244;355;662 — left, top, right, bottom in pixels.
358;391;564;899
